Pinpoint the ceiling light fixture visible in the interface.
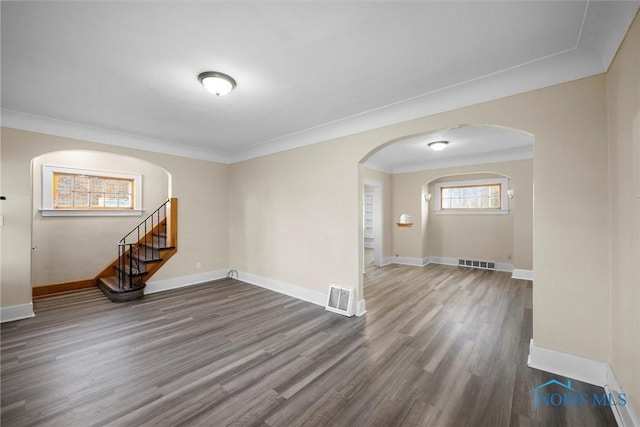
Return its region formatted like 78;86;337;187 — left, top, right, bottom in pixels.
198;71;236;97
428;141;449;152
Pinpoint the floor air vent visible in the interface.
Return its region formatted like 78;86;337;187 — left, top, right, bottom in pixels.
326;285;355;317
458;259;496;270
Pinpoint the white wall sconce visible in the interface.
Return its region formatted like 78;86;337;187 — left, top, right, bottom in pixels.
507;189;514;199
424;193;432;202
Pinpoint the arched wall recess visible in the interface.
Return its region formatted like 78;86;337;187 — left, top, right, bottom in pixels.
423;172;516;268
30;150;172;287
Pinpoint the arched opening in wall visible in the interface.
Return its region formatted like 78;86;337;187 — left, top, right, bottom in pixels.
30;150;172;293
358;124;534;308
422;172;515;272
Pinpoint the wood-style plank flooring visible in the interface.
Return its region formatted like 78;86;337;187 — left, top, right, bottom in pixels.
1;264;616;426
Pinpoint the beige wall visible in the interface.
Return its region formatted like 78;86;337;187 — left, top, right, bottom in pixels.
426;173;514;265
0;127;229;307
607;11;640;413
229;142;360;296
31;151;170;286
230;74;610;365
389;160;533;269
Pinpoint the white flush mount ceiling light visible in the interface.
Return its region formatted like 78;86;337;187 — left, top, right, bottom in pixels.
198;71;236;97
428;140;449;152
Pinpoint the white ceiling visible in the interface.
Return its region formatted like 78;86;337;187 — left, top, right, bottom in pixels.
365;125;534;174
1;1;638;166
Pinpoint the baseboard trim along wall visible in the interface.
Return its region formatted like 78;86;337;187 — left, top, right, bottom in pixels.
528;339;607;386
238;271;368;317
512;269;534;281
144;269;367;317
356;299;367;317
145;269;228;295
427;256;513;272
32;278;96;298
238;271;327;308
388;256;427;267
528;340;639;426
425;256;457;266
605;364;640;427
0;302;35;323
381;257;395;266
388;256;516;274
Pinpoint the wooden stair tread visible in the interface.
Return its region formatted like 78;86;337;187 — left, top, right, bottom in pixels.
130;248;163;263
142;243;176;250
95;198;177;303
98;275;146;302
114;263;147;276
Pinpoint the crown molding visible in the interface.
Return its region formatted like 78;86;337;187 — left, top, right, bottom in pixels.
0;109;231;164
0;23;615;167
225;39;606;163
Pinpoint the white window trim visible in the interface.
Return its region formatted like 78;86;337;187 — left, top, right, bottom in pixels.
434;177;510;215
41;165;143;217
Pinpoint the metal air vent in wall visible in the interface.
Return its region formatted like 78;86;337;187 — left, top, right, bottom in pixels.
326;284;355;317
458;259;496;271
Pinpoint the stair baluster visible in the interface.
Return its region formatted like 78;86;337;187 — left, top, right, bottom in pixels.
96;198;178;302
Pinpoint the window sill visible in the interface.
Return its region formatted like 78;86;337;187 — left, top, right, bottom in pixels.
41;209;144;217
434;209;509;215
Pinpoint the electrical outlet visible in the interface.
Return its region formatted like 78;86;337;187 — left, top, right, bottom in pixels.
196;262;201;269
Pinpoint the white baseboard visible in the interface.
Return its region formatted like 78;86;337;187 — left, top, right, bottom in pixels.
495;262;514;273
605;364;640;427
237;271;327;307
425;256;514;273
527;339;607;386
381;257;394;266
142;269;367;319
387;256;515;273
528;340;639;426
512;269;534;281
425;256;457;266
390;256;428;267
0;302;35;323
356;299;367;316
145;269;228;295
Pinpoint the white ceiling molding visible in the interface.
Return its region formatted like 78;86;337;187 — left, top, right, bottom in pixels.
0;109;230;164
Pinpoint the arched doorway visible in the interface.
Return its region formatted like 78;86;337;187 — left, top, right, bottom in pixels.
358;124;534;304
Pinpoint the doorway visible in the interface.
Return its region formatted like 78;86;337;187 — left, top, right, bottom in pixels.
363;179;382;273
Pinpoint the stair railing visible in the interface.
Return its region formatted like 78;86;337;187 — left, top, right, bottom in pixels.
117;199;171;289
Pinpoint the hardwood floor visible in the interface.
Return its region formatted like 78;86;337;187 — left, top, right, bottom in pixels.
1;264;616;426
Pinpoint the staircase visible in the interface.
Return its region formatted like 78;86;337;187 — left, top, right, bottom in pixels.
96;198;178;302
